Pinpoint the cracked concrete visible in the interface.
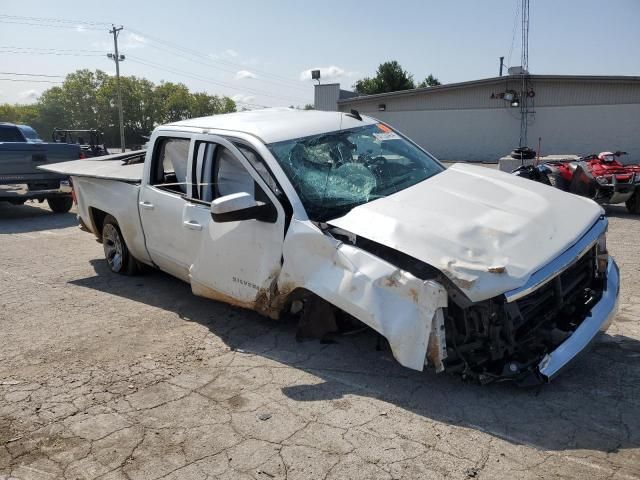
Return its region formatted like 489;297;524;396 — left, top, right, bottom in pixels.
1;201;639;479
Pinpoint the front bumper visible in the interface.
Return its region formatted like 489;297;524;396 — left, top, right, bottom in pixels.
536;257;619;382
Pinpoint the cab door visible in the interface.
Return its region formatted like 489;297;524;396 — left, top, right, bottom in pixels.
138;135;193;281
183;135;286;306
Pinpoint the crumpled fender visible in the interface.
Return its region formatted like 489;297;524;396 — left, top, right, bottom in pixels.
278;219;448;370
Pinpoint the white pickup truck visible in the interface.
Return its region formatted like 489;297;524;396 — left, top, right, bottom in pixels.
42;108;619;385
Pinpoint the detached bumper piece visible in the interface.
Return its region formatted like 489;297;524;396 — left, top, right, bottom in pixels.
535;257;619;382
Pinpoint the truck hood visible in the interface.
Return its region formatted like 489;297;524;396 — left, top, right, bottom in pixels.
328;163;603;302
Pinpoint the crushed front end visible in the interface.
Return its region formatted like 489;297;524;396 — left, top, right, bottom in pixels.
441;217;619;385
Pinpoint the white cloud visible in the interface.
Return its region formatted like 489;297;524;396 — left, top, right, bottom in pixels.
235;70;256;80
225;49;239;58
299;65;348;81
122;32;147;49
231;94;256;103
76;25;87;33
19;90;40;101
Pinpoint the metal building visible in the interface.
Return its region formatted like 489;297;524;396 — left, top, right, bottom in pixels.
314;83;359;111
315;75;640;161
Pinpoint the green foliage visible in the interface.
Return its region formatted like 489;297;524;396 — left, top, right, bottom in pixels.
0;69;236;146
0;104;39;125
353;61;442;95
353;61;416;95
418;74;441;88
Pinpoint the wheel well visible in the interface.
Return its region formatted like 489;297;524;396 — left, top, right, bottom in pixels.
88;207;110;240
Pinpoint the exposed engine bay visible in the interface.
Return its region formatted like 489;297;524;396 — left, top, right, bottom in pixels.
324;227;609;385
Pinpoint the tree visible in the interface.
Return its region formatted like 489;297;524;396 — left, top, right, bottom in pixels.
353;61;415;95
0;69;237;146
418;74;441;88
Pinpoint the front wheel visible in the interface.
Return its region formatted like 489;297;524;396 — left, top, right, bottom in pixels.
626;190;640;214
102;215;138;274
47;197;73;213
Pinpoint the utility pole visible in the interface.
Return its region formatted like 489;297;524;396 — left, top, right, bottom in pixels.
108;25;126;152
518;0;531;149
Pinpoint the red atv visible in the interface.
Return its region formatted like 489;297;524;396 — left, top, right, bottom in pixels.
513;151;640;214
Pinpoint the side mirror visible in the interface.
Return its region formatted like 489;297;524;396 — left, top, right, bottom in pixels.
210;192;277;223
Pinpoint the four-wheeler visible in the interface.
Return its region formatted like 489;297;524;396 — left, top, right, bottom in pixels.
513;151;640;214
52;128;110;158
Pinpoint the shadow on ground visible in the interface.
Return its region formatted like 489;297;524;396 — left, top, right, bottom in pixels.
70;258;640;455
0;202;77;233
604;204;639;220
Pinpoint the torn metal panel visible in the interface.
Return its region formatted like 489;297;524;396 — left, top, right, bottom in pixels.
277;219;448;370
328;163;603;302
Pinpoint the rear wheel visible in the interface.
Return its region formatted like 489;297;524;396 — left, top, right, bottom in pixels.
102;215;138;274
47;197;73;213
626;190;640;214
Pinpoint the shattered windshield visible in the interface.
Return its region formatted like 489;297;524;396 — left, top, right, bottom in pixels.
267;123;444;221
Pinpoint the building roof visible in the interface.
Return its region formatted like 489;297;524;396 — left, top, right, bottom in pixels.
167;108;377;143
337;74;640;105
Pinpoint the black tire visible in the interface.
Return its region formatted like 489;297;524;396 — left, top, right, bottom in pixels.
47;197;73;213
510;147;537;160
626;190;640;214
101;215;138;275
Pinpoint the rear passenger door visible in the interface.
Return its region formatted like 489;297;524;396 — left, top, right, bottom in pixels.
139;136;193;281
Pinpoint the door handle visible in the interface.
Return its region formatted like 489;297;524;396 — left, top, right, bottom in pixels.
183;220;202;231
139;201;154;210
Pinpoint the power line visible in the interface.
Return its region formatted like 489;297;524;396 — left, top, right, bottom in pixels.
0;78;62;84
0;46;104;53
0;14;310;98
0;71;64;78
127;27;308;90
0;49;103;57
0;14;111;26
0;19;104;31
128;56;308;103
0;14;312;103
127;56;309;103
139;40;310;93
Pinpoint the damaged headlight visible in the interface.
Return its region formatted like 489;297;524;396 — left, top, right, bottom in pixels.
596;232;608;275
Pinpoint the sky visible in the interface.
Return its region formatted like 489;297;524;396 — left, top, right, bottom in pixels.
1;0;639;107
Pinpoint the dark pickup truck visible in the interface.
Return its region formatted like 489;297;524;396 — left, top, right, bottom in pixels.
0;122;81;213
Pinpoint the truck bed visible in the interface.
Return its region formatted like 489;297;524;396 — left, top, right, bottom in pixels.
38;150;146;182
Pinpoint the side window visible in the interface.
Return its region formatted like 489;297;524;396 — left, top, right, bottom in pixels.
236;145;283;197
191;141;271;204
215;147;258;199
193;142;217;203
151;137;190;194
